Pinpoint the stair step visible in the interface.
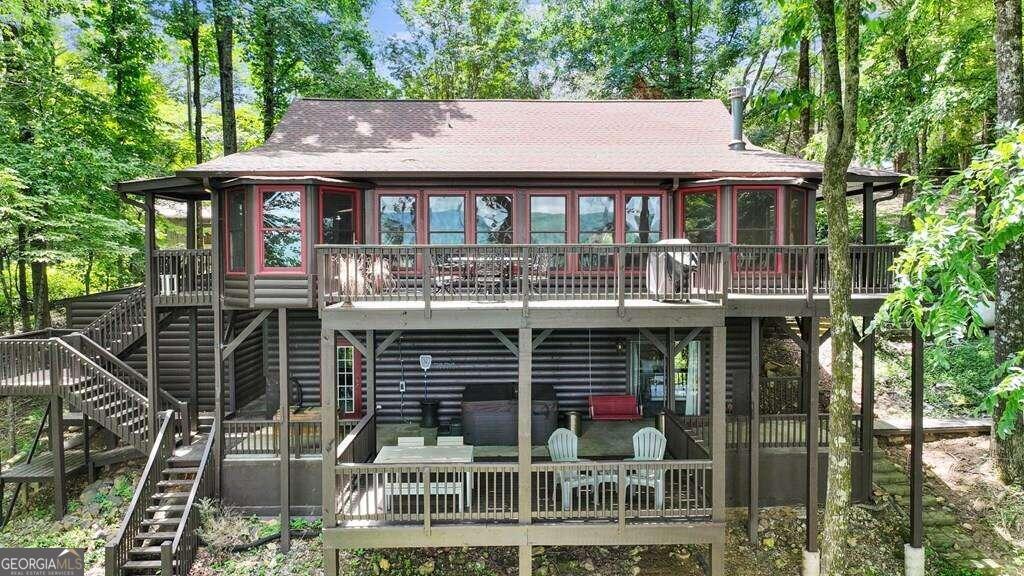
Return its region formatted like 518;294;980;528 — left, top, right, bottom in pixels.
129;546;164;556
141;518;182;527
157;479;194;488
146;505;186;514
151;492;190;501
122;560;166;571
134;531;176;542
163;466;199;474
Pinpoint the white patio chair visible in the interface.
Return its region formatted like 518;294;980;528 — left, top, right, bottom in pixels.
626;427;668;509
397;436;425;447
547;428;595;511
437;436;464;446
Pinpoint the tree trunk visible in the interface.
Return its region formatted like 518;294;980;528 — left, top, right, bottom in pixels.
16;225;31;330
213;0;237;154
798;36;811;152
662;0;682;97
83;252;93;295
813;0;861;571
30;258;49;329
260;16;276;140
993;0;1024;483
190;0;203;165
895;41;914;231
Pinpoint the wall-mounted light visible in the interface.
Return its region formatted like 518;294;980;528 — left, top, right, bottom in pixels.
615;339;627;354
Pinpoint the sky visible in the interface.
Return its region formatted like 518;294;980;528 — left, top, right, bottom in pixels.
367;1;407;78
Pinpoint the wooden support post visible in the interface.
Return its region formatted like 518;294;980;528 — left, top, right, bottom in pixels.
710;325;726;576
749;317;760;542
910;325;924;549
366;330;376;414
519;544;533;576
518;328;532;527
278;308;290;552
862;183;876;244
805;316;820;556
49;395;65;520
861;316;876;501
143;191;160;441
665;327;676;413
83;414;94;482
210;186;225;496
189;308;199;426
321;325;338;576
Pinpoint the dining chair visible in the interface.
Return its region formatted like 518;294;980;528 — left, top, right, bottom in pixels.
437;436;464;446
626;427;668;509
397;436;425;447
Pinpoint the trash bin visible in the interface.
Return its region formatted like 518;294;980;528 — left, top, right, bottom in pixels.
567;411;582;436
655;410;667;435
420;400;440;428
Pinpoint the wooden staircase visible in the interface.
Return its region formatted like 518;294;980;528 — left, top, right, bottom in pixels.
82;287;147;357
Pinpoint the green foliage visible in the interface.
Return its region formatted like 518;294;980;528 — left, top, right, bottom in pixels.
386;0;547;99
875;128;1024;434
878;337;997;417
543;0;762;99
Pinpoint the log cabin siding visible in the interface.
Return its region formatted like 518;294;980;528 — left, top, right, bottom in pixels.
223;275;249;308
252;275;312;308
231;310;266;413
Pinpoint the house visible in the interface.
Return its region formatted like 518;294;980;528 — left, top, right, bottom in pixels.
0;93;929;576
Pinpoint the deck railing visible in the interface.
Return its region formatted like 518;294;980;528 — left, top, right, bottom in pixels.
317;243;899;310
675;413;864;450
223;419;359;457
162;419;216;576
153;249;213;305
337;413;377;464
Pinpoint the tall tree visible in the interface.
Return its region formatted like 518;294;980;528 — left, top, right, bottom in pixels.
237;0;383;139
212;0;237;155
991;0;1024;482
386;0;546;98
812;0;861;570
165;0;206;164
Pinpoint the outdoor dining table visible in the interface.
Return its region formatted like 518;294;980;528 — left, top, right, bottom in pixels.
374;445;475;511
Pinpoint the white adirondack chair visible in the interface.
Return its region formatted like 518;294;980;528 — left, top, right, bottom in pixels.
626;427;668;509
397;436;425;447
547;428;593;511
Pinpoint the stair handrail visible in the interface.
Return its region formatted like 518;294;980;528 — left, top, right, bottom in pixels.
71;333;192;445
162;419;216;576
82;286;146;355
104;410;175;576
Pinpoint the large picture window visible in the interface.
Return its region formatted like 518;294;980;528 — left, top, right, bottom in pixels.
681;190;718;243
258;187;304;272
578;195;615;268
529;196;567;244
475;195;513;244
625;195;661;243
379;195;418;245
225;189;246;273
785;189;808;245
321;188;357;244
736;188;780;271
428;196;466;244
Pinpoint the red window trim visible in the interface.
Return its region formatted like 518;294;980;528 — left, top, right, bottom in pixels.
318;186;362;244
622;190;667;243
784;187;810;245
676;186;722;242
223;187;247;276
334;335;363;419
255;184;307;275
426;191;470;245
376;190;423;246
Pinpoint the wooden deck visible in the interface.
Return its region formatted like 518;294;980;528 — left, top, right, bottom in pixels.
874;416;991;438
0;446;139;482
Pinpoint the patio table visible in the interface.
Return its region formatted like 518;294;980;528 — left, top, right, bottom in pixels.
375;445;474;510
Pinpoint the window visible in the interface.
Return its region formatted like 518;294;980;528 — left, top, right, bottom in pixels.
736;188;779;270
475;195;513;244
625;195;662;243
258;188;304;272
578;195;615;268
529;196;567;244
785;189;807;245
681;190;718;243
428;196;466;244
225;189;246;273
321;189;357;244
336;342;361;417
379;195;418;245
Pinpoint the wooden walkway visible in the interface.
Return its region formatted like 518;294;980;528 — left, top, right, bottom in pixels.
874;417;991;438
0;446;139;482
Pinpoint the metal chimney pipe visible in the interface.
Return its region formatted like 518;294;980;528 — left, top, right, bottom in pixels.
729;86;747;151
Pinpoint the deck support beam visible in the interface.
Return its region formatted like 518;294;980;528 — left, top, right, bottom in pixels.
748;317;760;543
907;325;924;574
861;315;876;501
804;316;821;570
211;185;225;496
518;328;533;535
664;327;676;412
710;325;726;576
278;308;291;553
48;395;65;520
143;191;160;441
321;325;338;576
366;330;376;413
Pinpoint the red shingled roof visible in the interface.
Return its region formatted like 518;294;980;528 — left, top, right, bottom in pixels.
179;99;899;180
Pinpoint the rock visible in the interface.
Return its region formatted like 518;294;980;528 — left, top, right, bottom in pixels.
631;567;641;576
581;560;595;571
533;547;545;556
